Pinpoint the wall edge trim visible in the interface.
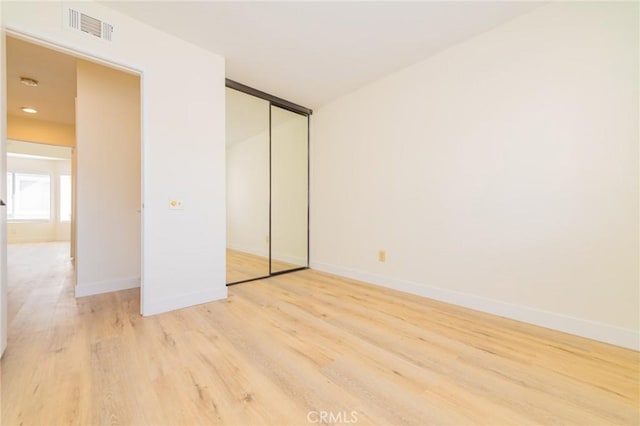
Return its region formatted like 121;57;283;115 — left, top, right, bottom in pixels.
310;261;640;351
75;276;140;298
141;287;228;317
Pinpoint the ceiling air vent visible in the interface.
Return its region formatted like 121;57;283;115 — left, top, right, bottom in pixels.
65;7;113;42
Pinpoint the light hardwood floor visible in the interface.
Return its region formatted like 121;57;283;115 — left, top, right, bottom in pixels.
226;249;270;283
2;242;639;425
226;249;301;284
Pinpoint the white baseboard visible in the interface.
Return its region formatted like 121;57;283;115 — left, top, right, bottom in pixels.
142;287;228;316
310;261;639;351
227;245;307;267
75;276;140;298
272;253;307;267
227;244;268;259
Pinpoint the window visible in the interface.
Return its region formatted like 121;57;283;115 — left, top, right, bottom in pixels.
6;173;13;216
6;172;51;220
59;175;72;222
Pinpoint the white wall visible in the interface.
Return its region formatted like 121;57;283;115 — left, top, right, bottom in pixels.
311;2;639;349
2;1;227;315
6;154;71;243
75;59;140;296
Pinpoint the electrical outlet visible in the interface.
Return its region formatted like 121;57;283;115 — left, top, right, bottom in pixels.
169;199;184;210
378;250;386;262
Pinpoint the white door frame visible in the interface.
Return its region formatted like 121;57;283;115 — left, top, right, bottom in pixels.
1;21;7;357
0;28;145;357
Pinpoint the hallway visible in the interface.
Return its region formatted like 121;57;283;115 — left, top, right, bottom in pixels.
6;242;74;338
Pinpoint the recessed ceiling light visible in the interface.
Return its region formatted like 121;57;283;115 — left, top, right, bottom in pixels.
20;77;39;87
21;107;38;114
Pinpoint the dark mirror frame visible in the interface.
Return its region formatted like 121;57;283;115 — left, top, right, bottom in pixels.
225;80;312;286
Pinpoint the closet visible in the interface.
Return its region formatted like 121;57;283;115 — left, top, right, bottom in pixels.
225;81;310;285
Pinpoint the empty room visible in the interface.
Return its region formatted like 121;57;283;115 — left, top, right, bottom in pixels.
1;1;638;425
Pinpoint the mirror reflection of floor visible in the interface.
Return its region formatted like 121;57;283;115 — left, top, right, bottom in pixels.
226;249;301;284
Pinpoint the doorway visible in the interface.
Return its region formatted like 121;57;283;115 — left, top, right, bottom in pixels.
3;35;143;352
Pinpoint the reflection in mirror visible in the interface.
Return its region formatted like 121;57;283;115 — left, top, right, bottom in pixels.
226;88;270;283
271;106;309;273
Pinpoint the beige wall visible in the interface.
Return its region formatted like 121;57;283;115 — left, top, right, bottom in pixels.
75;59;141;295
311;2;639;349
7;115;75;147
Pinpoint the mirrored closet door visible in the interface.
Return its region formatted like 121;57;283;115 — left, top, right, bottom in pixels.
226;87;270;283
271;106;309;274
225;81;310;285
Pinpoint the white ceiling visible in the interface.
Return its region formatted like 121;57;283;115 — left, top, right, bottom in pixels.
103;1;543;109
6;37;77;125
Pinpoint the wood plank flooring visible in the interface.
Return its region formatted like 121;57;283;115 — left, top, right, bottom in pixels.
226;249;301;284
2;242;639;425
226;249;270;283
